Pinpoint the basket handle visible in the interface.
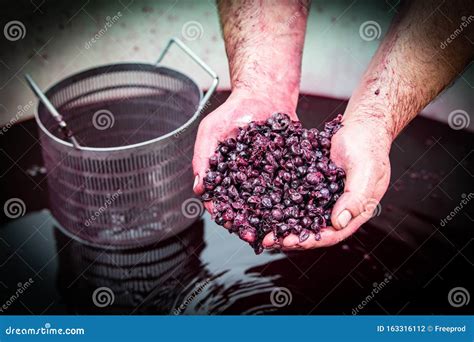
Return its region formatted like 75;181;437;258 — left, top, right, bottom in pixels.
25;74;81;149
156;37;219;113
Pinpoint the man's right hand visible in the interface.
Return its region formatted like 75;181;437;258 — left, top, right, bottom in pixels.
192;88;298;200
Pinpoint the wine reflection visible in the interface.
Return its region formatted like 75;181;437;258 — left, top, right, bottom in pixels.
54;219;212;314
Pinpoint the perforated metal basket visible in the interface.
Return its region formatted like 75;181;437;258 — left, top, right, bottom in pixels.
34;38;218;248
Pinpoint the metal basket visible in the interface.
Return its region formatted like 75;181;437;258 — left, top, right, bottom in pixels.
33;38;218;248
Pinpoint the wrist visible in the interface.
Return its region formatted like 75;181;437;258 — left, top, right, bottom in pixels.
227;44;303;114
231;78;299;115
341;107;394;155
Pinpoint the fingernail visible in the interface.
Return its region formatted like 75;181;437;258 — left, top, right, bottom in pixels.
337;210;352;229
193;175;199;190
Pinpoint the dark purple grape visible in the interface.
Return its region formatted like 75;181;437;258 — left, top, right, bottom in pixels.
289;189;303;204
225;138;237;149
271;208;284;221
299;229;310;243
276;223;290;236
261;196;273;209
222;209;235;221
270;192;282;204
329;182;339;193
306;172;324;185
239;226;257;243
217;162;228;172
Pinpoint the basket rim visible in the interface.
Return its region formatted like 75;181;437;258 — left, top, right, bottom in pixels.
34;62;204;152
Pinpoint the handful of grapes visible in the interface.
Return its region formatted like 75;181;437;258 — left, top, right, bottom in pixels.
202;113;345;254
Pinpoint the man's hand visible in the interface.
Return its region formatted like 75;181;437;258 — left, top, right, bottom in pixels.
262;115;392;250
264;0;473;250
192;89;298;197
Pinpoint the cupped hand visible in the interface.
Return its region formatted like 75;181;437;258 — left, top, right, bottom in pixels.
262;115;393;250
192;89;297;204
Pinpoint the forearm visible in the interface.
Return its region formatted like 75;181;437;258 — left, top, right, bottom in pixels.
345;0;474;141
217;0;309;111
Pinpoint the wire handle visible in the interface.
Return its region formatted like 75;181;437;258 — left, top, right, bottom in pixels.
156;37;219;113
25;74;81;149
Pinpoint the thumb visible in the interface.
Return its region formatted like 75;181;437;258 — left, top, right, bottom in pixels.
330;162;379;230
192;123;218;196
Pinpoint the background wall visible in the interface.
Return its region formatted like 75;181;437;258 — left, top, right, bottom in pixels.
0;0;472;130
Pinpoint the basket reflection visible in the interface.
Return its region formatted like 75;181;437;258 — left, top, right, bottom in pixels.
54;219;210;314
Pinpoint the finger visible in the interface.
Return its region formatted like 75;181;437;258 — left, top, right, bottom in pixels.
262;232;284;249
330;214;369;241
280;229;333;249
331;161;378;230
203;201;214;214
280;219;366;250
262;232;277;248
192;122;219;195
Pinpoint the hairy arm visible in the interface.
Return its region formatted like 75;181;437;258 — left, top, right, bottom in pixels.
193;0;309;194
345;0;474;140
269;0;474;249
217;0;309;111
